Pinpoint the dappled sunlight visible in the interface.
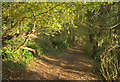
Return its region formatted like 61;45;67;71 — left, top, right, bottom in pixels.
3;45;101;80
24;46;101;80
78;62;93;67
78;58;90;62
68;48;85;53
62;69;97;80
41;55;58;62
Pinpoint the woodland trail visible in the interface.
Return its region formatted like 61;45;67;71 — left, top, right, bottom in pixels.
23;45;101;80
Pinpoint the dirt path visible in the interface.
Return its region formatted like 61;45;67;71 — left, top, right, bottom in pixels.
23;45;101;80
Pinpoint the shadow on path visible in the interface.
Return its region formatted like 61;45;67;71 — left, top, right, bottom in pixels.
24;45;101;80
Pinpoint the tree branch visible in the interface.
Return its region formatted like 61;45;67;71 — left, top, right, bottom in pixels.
20;46;36;55
14;17;36;53
3;3;65;37
3;17;32;36
2;32;27;47
14;35;29;53
36;2;65;17
87;22;120;29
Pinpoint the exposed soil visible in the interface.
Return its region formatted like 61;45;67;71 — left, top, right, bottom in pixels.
22;45;101;80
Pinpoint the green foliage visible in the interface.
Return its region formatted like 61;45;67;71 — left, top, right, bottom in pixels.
2;48;33;74
2;49;33;64
33;34;69;56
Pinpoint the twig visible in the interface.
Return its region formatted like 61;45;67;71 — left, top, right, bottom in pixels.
20;46;36;55
87;22;120;29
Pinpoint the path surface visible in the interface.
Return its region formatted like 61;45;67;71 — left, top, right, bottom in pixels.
23;45;101;80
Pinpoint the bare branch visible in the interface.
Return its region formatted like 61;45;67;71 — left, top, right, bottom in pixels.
14;34;29;53
87;22;120;29
3;17;32;36
20;46;36;55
